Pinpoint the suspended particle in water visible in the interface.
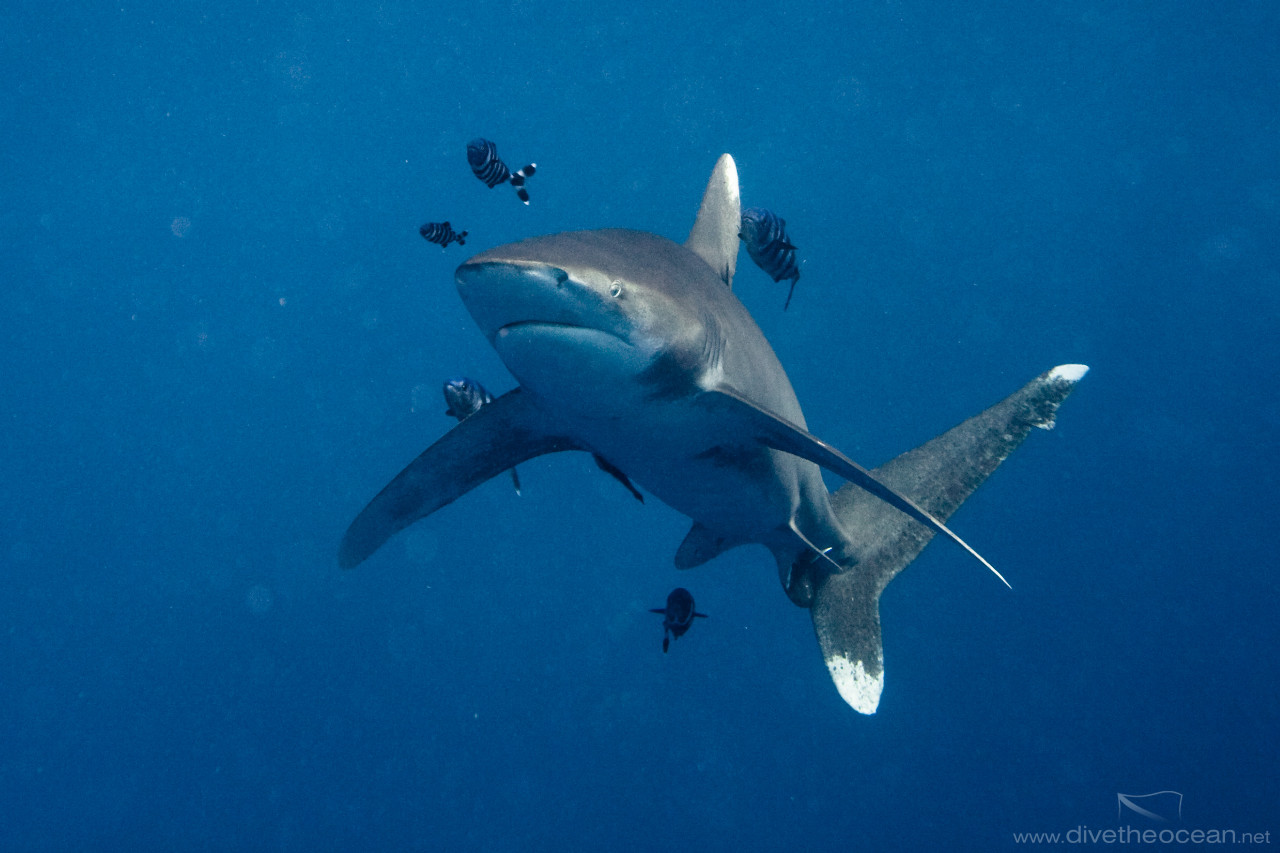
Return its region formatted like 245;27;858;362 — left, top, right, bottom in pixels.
246;585;274;616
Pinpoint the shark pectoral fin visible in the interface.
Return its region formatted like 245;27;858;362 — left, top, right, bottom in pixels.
811;568;885;714
684;153;741;288
338;388;582;569
699;388;1007;587
674;522;741;569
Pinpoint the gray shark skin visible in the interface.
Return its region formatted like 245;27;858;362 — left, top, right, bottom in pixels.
338;154;1088;713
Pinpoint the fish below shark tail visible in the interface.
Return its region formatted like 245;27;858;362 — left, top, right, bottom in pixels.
811;364;1089;714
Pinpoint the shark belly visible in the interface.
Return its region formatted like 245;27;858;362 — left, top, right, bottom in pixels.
541;395;787;539
492;301;849;560
530;389;846;564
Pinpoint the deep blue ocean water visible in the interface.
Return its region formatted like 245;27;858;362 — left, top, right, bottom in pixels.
4;1;1277;849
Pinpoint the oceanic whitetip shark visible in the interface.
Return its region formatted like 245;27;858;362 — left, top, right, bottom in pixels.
339;154;1088;713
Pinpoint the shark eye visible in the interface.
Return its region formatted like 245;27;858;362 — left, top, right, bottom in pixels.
609;280;623;298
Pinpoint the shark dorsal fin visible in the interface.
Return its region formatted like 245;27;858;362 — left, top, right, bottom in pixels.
684;154;741;288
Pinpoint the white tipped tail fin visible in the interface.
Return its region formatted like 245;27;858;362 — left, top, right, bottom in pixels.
811;567;885;714
814;365;1088;713
828;654;884;715
1049;363;1089;384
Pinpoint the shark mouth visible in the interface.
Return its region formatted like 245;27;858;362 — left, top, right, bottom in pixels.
492;320;652;405
496;321;633;348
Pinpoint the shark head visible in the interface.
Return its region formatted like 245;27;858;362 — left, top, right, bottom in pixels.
456;229;728;416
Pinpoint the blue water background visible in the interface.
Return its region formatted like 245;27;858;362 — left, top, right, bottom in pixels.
4;1;1277;849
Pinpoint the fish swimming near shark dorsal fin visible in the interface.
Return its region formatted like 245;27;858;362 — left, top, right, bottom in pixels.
684;153;741;287
338;388;584;569
812;364;1089;713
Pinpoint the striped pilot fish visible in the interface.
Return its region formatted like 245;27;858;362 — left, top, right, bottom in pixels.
648;587;708;653
443;376;492;420
738;206;801;310
466;138;537;204
419;221;467;249
443;377;522;495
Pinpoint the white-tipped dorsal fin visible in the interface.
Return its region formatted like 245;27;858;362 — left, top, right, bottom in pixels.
684;153;741;288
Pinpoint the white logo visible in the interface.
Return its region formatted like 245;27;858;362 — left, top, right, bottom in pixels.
1117;791;1183;822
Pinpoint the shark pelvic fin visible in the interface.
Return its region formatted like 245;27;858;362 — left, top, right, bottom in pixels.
774;521;843;607
684;153;741;288
339;388;583;569
674;522;742;569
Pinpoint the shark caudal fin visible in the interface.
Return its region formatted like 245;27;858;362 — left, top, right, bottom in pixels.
812;365;1088;713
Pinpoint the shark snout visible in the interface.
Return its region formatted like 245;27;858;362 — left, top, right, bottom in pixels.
455;261;576;341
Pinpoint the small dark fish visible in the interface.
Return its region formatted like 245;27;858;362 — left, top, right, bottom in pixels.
739;206;801;310
466;138;537;204
443;376;492;420
419;221;468;249
443;377;522;495
648;587;708;653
